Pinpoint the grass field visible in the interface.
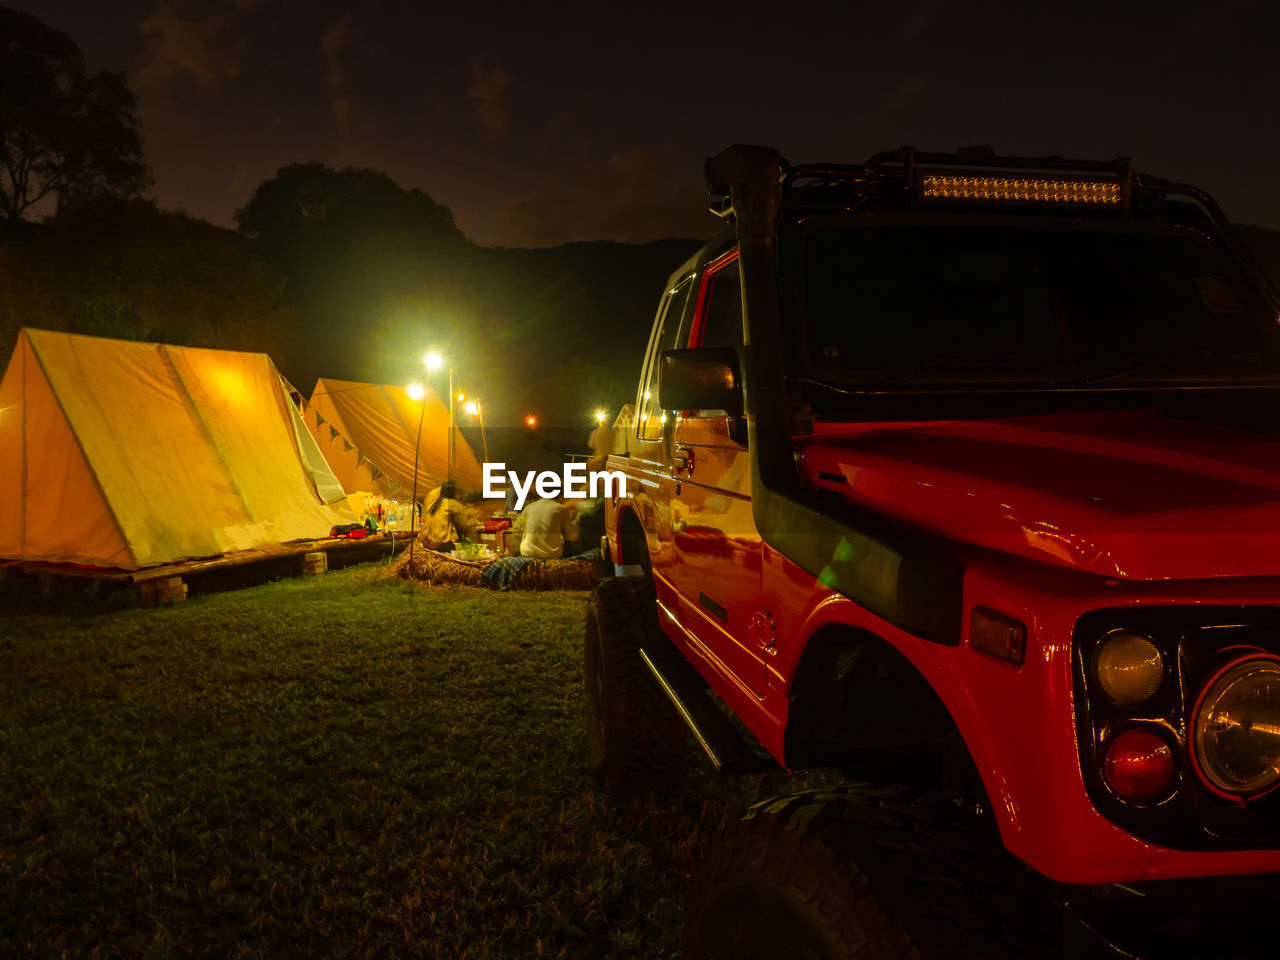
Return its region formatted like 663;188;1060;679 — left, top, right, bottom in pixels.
0;565;820;958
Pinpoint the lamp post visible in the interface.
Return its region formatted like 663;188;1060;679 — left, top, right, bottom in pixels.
409;352;444;562
466;399;489;462
449;371;459;480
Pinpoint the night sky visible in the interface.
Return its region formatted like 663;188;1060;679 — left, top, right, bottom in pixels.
11;0;1280;247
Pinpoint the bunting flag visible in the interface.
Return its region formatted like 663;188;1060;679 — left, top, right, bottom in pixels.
356;452;367;467
315;411;327;429
342;438;354;453
329;425;339;441
369;464;383;481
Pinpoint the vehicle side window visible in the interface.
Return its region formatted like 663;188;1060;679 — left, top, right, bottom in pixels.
688;260;742;417
697;261;742;350
637;277;693;440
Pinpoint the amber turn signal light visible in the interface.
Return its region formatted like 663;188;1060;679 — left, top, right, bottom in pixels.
1096;631;1164;706
969;608;1026;665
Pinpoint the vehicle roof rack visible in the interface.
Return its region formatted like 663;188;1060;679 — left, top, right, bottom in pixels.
779;146;1137;210
704;144;1277;309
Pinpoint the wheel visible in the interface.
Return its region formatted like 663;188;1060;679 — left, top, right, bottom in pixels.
584;576;687;793
682;785;1053;960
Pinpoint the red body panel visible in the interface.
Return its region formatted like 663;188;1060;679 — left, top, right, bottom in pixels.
606;407;1280;884
804;411;1280;581
765;543;1280;884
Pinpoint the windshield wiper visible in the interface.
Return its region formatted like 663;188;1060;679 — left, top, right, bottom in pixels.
1079;351;1279;385
866;358;996;387
803;359;1069;392
864;357;1075;387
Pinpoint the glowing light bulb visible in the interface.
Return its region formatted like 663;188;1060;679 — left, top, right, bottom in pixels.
407;383;424;401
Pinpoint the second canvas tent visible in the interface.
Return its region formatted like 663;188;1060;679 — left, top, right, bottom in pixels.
305;378;484;500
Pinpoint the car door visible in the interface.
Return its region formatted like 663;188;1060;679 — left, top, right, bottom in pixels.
628;274;694;581
667;249;768;697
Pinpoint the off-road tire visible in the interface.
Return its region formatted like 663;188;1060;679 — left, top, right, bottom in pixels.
584;576;687;793
682;784;1053;960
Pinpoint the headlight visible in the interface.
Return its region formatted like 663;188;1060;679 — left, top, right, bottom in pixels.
1192;655;1280;797
1096;631;1164;705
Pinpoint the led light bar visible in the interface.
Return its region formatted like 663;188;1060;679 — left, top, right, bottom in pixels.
919;172;1124;205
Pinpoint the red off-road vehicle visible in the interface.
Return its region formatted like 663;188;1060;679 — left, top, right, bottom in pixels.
585;145;1280;958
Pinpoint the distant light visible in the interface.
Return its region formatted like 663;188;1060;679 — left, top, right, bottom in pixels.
466;401;479;415
643;390;651;401
457;392;465;403
594;409;607;424
424;352;443;371
526;415;537;428
407;383;425;401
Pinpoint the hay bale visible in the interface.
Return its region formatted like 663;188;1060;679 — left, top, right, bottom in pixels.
394;547;487;586
511;555;605;591
393;543;606;591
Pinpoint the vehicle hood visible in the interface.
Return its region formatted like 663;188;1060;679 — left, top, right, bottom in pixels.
804;410;1280;581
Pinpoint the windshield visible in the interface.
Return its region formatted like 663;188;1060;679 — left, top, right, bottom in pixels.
803;223;1280;389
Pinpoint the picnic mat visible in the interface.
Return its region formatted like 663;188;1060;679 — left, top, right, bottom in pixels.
394;545;606;591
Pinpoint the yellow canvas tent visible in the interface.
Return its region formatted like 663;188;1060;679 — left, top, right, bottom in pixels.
307;378;484;497
0;328;354;570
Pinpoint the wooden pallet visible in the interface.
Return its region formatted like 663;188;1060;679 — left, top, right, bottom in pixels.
301;551;327;575
140;576;189;606
5;532;409;602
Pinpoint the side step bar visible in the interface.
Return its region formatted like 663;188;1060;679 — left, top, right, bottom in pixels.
639;639;781;776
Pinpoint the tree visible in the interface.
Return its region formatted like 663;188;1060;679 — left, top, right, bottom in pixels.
0;7;150;221
235;163;466;258
0;198;297;366
235;163;474;390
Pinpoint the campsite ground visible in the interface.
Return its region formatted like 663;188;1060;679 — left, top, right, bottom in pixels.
0;565;822;958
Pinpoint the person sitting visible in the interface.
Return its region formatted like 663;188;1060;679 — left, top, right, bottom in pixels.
587;422;613;474
421;480;476;551
565;497;604;557
515;496;579;559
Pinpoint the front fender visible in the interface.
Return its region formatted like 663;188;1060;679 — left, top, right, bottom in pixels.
774;549;1280;884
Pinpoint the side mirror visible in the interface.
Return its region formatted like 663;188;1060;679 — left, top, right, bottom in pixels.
658;347;743;417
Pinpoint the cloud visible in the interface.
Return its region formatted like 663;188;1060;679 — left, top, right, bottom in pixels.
490;107;707;246
583;148;664;234
498;145;711;247
136;0;260;97
320;14;356;133
469;60;512;141
878;73;931;116
899;0;946;41
534;97;597;161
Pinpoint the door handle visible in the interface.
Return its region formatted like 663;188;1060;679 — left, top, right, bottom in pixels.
673;447;695;473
